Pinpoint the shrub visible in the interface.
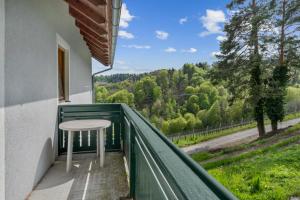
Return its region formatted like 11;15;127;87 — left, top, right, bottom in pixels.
184;113;197;130
169;116;187;134
161;120;170;134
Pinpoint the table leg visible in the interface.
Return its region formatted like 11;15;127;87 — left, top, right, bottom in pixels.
66;131;73;173
100;128;105;167
96;130;100;156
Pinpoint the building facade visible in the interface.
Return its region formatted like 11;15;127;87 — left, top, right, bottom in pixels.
1;0;95;199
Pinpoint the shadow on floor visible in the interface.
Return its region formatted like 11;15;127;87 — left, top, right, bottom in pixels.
29;153;129;200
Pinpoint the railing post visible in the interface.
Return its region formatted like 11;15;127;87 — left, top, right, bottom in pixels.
129;124;136;198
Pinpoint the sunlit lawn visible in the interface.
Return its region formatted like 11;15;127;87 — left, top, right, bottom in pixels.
208;143;300;200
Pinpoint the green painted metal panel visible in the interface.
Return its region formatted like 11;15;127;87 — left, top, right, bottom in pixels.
57;103;237;199
121;104;237;200
58;104;122;154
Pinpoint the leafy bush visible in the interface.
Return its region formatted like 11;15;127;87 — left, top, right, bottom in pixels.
184;113;197;130
107;90;134;106
161;120;170;134
168;116;187;134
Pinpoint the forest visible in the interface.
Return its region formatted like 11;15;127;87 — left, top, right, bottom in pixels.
95;0;300;137
95;63;300;135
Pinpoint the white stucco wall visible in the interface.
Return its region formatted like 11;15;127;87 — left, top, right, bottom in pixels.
0;0;5;199
4;0;92;199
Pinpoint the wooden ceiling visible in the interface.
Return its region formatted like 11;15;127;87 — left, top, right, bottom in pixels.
65;0;112;66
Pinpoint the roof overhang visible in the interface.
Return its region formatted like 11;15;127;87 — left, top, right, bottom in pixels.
65;0;121;66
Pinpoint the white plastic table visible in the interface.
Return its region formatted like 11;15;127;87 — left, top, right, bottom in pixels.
59;119;111;172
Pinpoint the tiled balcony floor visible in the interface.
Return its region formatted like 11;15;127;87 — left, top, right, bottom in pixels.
29;153;129;200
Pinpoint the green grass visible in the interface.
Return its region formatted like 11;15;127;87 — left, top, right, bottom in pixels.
283;122;300;134
192;124;300;163
208;143;300;200
174;112;300;147
202;134;300;169
191;124;300;200
283;112;300;121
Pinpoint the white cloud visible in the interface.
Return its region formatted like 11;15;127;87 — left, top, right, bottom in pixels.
211;51;221;58
216;35;227;42
179;17;188;25
120;3;134;28
118;30;134;39
182;48;197;53
122;45;151;49
155;30;169;40
165;47;177;53
199;9;226;37
116;60;125;65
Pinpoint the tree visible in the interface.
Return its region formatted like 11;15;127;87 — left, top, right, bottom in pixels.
186;95;200;114
134;76;162;113
228;100;245;122
152;99;162;116
168;116;187;134
107;90;134;107
195;62;209;70
161;120;170;134
172;70;188;105
203;101;221;127
198;82;219;107
183;63;196;85
184;113;197;130
216;0;271;136
95;86;108;103
164;99;177;119
156;69;169;98
265;0;300;131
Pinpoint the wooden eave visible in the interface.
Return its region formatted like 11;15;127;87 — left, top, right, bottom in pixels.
65;0;112;66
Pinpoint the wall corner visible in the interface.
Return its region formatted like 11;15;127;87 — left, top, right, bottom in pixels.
0;0;6;198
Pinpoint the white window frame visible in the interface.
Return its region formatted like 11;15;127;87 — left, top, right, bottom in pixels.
56;34;70;104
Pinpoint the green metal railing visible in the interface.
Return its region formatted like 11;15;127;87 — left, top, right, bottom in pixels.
58;104;122;153
58;104;237;200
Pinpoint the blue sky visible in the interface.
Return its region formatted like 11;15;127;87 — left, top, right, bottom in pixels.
92;0;229;74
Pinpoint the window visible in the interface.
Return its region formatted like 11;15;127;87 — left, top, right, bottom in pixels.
57;45;69;102
58;47;66;101
57;34;70;103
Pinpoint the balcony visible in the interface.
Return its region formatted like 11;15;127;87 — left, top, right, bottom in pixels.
30;104;237;200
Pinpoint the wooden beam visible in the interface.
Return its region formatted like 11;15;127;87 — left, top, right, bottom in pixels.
88;45;109;57
75;20;107;35
80;30;108;43
87;0;107;6
70;7;107;34
91;52;108;62
86;41;108;55
66;0;106;24
64;0;112;66
83;37;108;50
91;53;109;62
92;55;109;65
92;53;109;65
75;20;106;40
82;34;109;48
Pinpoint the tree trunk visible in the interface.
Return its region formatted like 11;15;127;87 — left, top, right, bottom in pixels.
270;0;287;130
251;0;265;137
256;98;266;137
257;119;266;137
271;120;278;132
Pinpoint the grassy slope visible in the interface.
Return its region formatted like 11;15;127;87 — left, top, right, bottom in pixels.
194;124;300;200
175;112;300;147
208;143;300;200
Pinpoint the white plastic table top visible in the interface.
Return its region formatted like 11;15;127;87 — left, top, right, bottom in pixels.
59;119;111;131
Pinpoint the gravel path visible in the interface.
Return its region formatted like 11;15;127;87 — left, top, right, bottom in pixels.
182;118;300;155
